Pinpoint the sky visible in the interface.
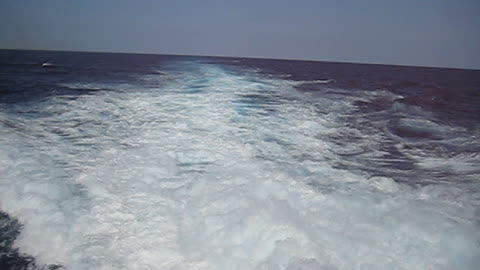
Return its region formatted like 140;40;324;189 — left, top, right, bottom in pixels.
0;0;479;69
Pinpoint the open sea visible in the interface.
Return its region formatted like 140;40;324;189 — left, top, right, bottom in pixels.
0;49;479;270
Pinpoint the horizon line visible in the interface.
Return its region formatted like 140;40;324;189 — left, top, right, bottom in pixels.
1;47;479;71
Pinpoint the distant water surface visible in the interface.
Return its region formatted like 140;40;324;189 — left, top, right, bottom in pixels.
0;50;479;270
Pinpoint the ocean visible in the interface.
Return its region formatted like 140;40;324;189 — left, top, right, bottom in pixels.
0;49;479;269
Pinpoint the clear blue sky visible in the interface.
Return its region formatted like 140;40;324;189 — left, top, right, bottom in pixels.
1;0;479;69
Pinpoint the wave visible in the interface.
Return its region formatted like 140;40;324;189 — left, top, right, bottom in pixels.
0;60;478;270
296;78;335;85
41;62;55;67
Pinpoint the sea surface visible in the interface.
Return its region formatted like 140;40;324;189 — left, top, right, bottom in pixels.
0;50;479;270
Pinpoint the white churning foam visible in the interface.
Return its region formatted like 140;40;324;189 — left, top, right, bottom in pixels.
0;62;478;270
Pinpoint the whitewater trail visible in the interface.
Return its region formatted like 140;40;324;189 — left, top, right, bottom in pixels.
0;61;478;269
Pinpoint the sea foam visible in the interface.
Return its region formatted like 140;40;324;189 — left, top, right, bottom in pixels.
0;61;478;270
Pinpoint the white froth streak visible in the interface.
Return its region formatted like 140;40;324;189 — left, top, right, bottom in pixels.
0;62;479;269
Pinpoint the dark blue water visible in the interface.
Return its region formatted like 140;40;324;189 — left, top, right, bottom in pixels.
1;50;479;270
